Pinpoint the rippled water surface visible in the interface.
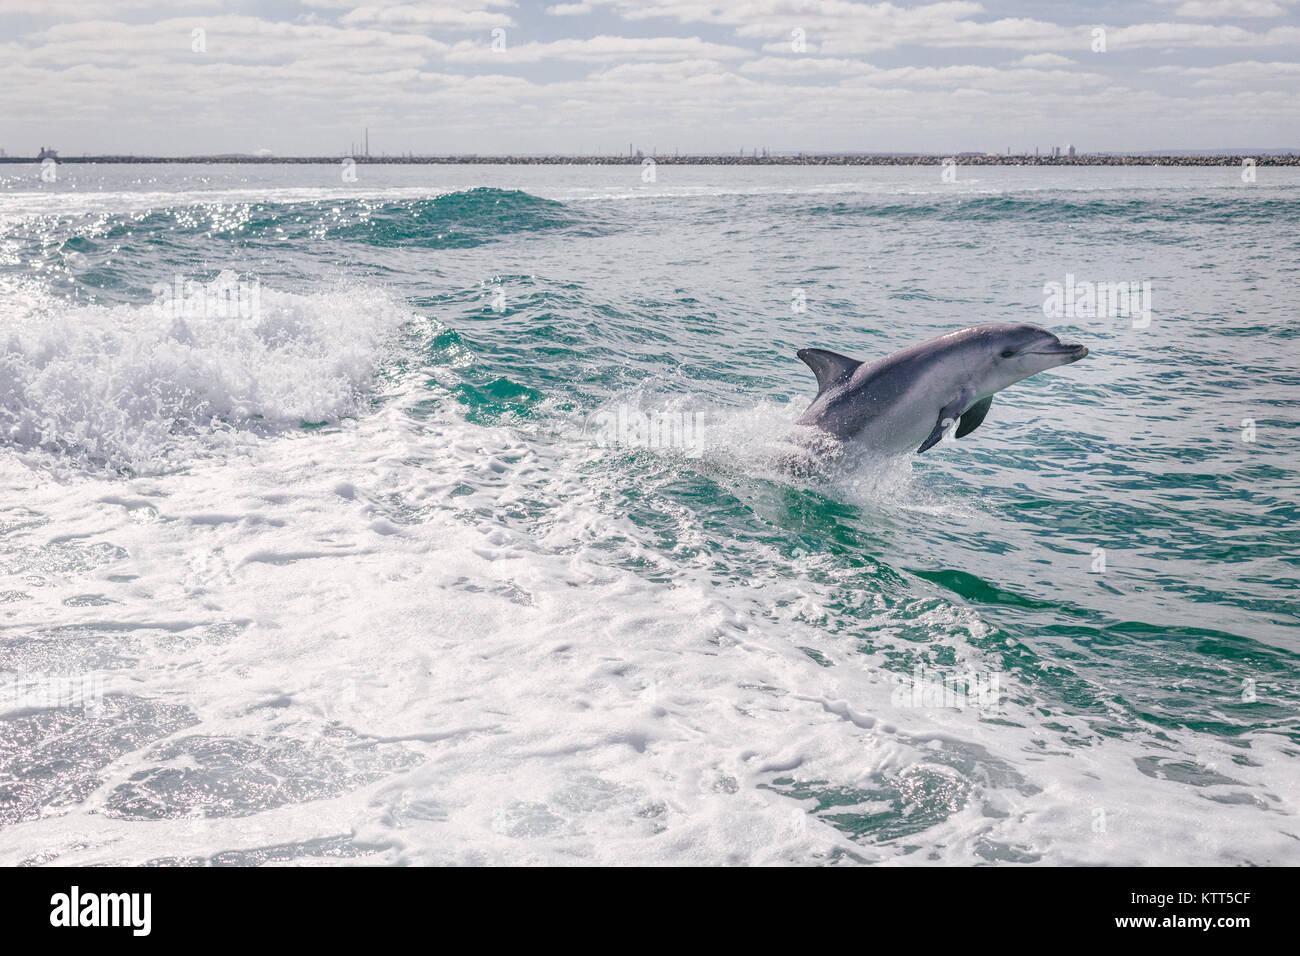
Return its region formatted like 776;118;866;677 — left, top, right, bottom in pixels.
1;163;1297;865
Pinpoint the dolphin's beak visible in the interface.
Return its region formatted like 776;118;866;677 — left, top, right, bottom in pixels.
1032;343;1089;362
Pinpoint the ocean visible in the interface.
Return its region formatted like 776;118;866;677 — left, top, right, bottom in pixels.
1;162;1297;866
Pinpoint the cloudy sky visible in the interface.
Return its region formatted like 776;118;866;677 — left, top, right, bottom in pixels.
1;0;1297;156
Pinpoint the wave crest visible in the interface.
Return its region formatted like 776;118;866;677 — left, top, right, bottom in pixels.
0;274;408;473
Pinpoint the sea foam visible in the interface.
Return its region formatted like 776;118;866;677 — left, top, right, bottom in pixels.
0;275;409;473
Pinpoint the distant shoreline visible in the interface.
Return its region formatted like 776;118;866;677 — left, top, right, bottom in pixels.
4;154;1298;166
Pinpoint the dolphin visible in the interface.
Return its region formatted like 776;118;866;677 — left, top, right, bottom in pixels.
796;323;1089;454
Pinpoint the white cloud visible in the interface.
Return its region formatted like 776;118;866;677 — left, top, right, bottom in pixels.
740;57;876;75
444;35;751;63
1153;0;1297;17
740;57;1112;94
848;64;1110;91
562;0;1300;52
1012;53;1077;67
2;1;1298;154
339;4;516;30
3;16;448;69
0;0;207;12
1145;60;1300;86
1108;22;1300;48
300;0;514;7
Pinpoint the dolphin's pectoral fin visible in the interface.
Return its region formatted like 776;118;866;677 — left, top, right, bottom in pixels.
916;422;948;454
955;396;993;439
797;348;863;395
917;390;974;454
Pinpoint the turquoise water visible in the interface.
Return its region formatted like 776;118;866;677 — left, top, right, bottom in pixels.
0;163;1297;865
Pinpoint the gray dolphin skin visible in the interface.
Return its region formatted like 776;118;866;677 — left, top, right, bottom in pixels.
796;323;1089;454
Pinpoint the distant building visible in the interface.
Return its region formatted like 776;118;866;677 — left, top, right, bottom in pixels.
1052;146;1060;157
37;145;58;160
1067;144;1076;157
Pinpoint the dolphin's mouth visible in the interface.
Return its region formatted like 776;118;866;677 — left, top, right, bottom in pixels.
1031;343;1089;361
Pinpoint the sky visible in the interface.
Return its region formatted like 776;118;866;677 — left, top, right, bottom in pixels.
1;0;1297;156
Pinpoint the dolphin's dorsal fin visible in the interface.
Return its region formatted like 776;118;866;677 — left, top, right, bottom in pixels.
797;348;862;395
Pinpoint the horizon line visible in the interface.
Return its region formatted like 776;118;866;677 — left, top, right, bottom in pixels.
5;151;1300;167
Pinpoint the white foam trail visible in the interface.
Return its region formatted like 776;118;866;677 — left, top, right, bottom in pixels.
0;276;410;473
1;386;1296;866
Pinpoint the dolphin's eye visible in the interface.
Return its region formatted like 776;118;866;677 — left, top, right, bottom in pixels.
1000;349;1016;358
